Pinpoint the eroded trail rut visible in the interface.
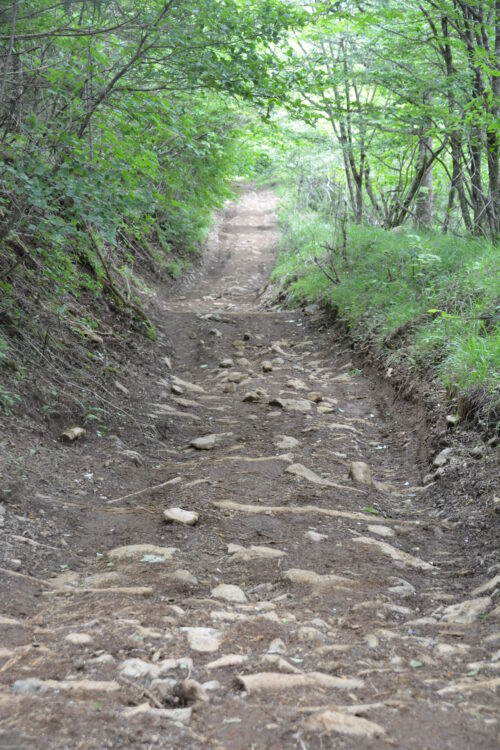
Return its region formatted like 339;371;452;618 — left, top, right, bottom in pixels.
1;188;499;749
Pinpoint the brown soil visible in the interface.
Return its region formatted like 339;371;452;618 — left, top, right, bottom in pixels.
0;185;499;749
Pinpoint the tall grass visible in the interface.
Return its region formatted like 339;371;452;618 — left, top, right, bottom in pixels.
273;197;500;423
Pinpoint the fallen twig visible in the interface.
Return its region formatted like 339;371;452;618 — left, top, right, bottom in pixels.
314;255;340;284
106;478;180;505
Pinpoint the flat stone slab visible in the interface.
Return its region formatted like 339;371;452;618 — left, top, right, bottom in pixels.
228;543;286;561
211;584;248;603
107;544;177;562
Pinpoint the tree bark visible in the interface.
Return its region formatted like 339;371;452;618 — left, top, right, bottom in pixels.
415;95;434;229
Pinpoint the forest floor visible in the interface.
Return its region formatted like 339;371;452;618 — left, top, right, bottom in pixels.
0;186;499;749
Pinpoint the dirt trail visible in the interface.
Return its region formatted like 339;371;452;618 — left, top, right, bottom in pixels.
1;187;499;749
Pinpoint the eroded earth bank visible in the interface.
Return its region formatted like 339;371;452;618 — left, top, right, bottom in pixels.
1;187;499;749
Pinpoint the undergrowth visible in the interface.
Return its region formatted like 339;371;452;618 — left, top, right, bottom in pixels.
273;198;500;430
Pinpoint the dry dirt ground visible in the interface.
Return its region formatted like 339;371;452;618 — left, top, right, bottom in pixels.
0;186;499;749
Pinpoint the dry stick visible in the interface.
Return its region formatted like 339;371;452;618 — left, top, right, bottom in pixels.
313;255;340;285
106;479;179;505
10;534;59;551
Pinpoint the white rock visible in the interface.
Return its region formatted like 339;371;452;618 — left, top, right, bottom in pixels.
13;679;49;695
171;377;204;394
365;634;379;649
190;434;217;450
348;461;372;485
298;626;326;642
60;427;86;443
286;463;335;487
182;627;222;653
169;569;198;585
281;398;312;413
206;654;248;669
163;507;199;526
268;638;287;655
305;530;328;542
440;597;492;624
210;610;246;623
14;678;119;694
219;359;234;368
472;574;500;597
368;525;394;538
0;615;21;626
107;544;177;562
157;657;193;675
178;678;209;703
65;633;93;645
434;643;470;658
211;584;247;603
242;391;261;402
438;677;500;695
284;568;353;592
120;658;159;679
303;710;385;738
261;655;302;673
433;448;453;467
236;672;363;693
286;379;307;390
91;653;116;665
123;703;192;723
388;578;416;598
202;680;221;691
317;404;336;414
352;537;433;571
274;435;301;450
307;391;323;403
228;371;249;384
227;543;286;561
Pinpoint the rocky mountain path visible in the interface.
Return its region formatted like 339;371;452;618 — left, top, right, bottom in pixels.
1;187;499;749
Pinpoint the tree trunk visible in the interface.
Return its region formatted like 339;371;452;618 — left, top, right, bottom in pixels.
415;131;434;228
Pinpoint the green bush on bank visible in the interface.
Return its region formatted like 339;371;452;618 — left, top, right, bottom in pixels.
273;198;500;421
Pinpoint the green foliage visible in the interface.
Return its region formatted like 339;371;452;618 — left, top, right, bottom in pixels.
274;189;500;412
0;0;301;313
